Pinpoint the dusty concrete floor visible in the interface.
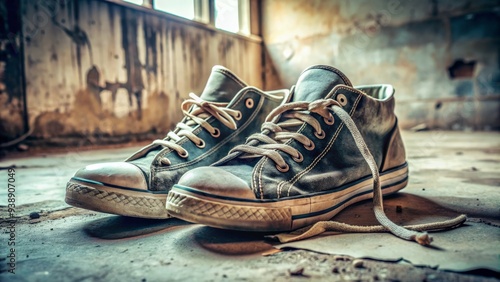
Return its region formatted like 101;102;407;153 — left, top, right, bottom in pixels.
0;131;499;281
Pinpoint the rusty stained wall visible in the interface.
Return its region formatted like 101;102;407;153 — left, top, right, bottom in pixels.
0;0;26;143
22;0;262;142
261;0;500;130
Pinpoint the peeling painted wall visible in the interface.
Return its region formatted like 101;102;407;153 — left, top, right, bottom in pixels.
261;0;500;130
18;0;263;142
0;0;26;143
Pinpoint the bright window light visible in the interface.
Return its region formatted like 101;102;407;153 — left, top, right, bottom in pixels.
122;0;251;36
215;0;239;33
123;0;144;6
154;0;195;20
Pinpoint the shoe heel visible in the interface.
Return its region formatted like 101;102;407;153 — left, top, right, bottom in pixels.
381;120;406;173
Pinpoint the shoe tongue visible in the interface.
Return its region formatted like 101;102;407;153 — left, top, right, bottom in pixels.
292;65;352;102
200;66;247;102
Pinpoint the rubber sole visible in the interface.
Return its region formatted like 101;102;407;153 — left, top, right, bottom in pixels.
166;164;408;232
65;179;171;219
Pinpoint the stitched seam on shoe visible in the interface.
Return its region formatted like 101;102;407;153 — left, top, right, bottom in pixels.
276;122;308;198
284;90;362;196
251;160;259;197
308;65;353;87
282;122;343;197
254;121;307;200
276;121;332;198
254;157;267;200
215;68;247;88
282;90;362;197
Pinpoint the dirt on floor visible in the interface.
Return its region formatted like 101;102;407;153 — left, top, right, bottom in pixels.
0;131;499;281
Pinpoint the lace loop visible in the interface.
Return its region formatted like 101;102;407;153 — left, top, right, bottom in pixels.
210;128;221;138
196;139;206;149
304;140;315;150
314;130;326;139
276;163;289;172
293;151;304;163
324;114;335;125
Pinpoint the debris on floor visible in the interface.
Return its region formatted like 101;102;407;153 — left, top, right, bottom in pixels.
0;131;498;281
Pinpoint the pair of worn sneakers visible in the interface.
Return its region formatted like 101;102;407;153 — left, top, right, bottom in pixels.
66;65;464;245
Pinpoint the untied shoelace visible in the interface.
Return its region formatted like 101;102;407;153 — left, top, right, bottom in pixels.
230;98;467;245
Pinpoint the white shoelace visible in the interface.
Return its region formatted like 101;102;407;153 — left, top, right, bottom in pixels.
152;93;241;165
231;99;466;245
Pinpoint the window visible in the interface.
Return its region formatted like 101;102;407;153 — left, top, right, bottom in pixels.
215;0;238;33
154;0;195;20
123;0;144;6
121;0;252;35
215;0;250;35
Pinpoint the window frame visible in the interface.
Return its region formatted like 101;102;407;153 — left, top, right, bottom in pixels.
114;0;259;39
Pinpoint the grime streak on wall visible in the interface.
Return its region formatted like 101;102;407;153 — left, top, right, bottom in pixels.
0;0;26;143
19;0;263;142
261;0;500;130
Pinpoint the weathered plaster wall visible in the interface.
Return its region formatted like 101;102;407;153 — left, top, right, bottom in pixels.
261;0;500;130
19;0;262;143
0;0;26;143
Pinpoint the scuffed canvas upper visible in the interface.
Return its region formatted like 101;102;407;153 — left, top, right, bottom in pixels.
72;66;287;192
178;65;405;199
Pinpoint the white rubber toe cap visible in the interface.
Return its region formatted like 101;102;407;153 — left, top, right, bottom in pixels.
73;162;148;190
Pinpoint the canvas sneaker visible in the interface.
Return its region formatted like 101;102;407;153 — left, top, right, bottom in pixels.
65;65;288;218
166;65;465;245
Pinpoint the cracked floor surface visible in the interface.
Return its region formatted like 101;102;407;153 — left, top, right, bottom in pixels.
0;131;499;281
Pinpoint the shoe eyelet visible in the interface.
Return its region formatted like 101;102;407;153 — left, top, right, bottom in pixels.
337;94;348;106
324;115;335;125
178;150;189;158
196;139;206;149
314;130;326;139
304;141;315;151
245;98;254;109
235;111;242;120
292;152;304;163
211;128;220;138
276;163;289;172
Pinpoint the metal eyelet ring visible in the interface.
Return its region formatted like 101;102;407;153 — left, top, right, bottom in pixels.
245;98;254;109
337;94;348;106
235;111;242;120
211;128;220;138
324;115;335;125
314;130;326;139
304;141;315;151
293;152;304;163
178;150;189;158
276;163;289;172
196;139;206;149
